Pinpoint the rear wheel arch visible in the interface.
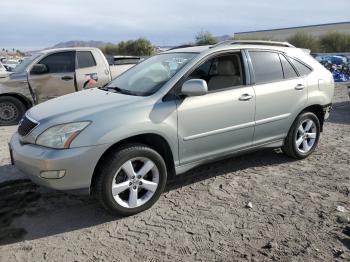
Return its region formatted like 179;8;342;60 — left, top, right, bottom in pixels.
90;133;176;195
283;111;320;159
299;104;325;132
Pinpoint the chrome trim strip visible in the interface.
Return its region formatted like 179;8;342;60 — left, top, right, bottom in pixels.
183;121;255;141
25;113;39;124
255;113;290;126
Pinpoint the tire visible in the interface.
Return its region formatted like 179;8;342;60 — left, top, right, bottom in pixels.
95;143;167;216
283;112;320;159
0;96;26;126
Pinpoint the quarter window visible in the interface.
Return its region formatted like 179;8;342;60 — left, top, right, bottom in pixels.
279;54;298;79
77;51;96;68
288;57;312;76
38;52;75;73
249;51;284;84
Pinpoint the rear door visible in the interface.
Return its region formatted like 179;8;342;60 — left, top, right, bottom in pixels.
75;50;110;90
28;51;76;103
248;50;308;145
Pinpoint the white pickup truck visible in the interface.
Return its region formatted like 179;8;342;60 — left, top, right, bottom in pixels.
0;47;138;125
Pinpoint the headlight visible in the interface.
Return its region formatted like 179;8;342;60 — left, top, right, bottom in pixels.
36;122;90;149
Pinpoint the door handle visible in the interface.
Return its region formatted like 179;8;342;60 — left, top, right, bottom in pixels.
61;76;73;81
295;84;305;90
239;94;253;101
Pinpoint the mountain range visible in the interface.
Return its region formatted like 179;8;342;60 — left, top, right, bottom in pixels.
49;35;233;49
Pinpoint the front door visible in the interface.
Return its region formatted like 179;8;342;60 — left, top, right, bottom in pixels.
28;51;76;103
177;53;255;164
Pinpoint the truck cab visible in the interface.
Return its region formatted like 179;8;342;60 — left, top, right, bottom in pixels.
0;47;136;125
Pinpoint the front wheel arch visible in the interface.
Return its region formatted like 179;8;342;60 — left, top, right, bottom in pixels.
90;133;175;195
94;143;168;216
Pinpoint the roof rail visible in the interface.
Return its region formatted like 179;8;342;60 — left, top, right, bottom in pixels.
168;44;208;51
211;40;295;48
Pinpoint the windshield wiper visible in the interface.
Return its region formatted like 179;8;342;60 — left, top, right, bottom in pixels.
104;86;139;96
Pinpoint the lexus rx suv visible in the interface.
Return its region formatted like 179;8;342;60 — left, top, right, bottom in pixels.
10;41;334;216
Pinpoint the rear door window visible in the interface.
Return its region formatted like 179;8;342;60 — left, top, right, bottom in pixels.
77;51;96;68
249;51;284;84
279;54;298;79
39;51;75;73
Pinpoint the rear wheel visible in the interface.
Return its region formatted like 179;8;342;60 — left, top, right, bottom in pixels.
283;112;320;159
95;144;167;216
0;96;26;125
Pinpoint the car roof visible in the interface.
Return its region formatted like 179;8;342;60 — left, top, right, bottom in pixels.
39;47;100;54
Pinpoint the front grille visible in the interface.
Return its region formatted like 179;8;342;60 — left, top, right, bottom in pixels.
18;116;38;136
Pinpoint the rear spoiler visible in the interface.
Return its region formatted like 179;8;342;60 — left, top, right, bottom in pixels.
300;48;311;55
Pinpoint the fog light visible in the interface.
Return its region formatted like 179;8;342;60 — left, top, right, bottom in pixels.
40;170;66;179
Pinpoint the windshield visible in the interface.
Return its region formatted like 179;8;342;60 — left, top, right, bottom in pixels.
14;54;41;74
106;52;197;96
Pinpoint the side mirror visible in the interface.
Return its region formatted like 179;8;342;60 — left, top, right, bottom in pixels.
181;79;208;96
30;64;48;75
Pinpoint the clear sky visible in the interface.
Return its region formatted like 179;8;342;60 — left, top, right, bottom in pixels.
1;0;349;50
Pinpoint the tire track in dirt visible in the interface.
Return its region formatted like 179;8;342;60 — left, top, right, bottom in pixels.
0;179;40;245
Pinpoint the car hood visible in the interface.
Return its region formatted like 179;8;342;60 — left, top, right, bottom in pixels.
27;88;146;123
0;72;27;85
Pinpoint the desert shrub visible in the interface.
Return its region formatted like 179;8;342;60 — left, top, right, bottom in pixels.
100;38;155;56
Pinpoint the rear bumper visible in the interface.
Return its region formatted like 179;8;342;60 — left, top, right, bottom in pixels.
10;133;108;192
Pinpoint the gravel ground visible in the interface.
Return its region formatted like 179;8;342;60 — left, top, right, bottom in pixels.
0;85;349;262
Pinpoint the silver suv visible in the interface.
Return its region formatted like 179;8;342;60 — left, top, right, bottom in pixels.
10;41;334;216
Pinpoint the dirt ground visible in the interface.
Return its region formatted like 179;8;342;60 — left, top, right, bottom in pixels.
0;85;349;262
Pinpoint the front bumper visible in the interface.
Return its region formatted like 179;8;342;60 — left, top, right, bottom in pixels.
10;133;108;192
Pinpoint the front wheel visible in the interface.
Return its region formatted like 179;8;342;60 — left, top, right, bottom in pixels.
283;112;321;159
95;144;167;216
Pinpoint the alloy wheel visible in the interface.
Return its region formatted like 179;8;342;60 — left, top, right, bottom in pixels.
111;157;159;208
295;119;317;154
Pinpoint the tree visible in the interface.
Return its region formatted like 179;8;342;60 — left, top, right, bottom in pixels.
100;38;155;56
319;31;350;52
195;31;218;45
16;50;25;56
287;32;320;52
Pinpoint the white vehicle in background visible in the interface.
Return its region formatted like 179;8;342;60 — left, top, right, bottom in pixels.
106;55;143;77
3;59;19;72
0;62;10;78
